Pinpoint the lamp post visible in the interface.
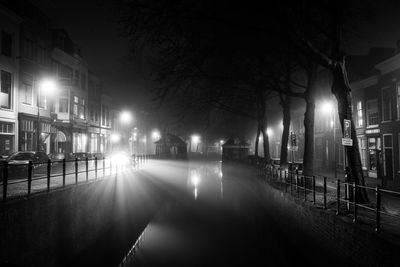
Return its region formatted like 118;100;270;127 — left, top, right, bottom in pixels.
321;100;337;178
37;78;57;151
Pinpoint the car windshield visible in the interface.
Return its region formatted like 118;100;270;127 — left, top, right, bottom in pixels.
8;153;34;161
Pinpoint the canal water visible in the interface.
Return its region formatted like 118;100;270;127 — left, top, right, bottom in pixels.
118;160;341;267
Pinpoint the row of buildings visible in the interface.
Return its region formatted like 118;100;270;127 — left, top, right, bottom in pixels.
0;1;114;156
267;47;400;189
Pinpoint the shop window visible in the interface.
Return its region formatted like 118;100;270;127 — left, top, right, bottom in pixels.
358;136;366;169
368;137;381;172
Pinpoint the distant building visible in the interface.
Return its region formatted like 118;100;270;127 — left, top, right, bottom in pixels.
155;133;187;159
222;137;250;161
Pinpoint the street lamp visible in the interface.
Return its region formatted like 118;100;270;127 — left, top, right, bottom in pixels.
321;100;337;178
37;78;57;151
151;130;161;141
191;134;200;152
120;110;132;124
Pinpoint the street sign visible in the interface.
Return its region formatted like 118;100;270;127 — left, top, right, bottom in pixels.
342;138;353;146
344;119;351;139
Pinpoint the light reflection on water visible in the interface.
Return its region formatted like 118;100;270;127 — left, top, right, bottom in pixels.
187;160;224;201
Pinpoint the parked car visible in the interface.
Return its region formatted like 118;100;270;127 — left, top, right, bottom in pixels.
48;152;74;162
0;151;49;180
71;152;89;160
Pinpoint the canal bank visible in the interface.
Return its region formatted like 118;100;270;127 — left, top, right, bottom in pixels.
0;170;168;267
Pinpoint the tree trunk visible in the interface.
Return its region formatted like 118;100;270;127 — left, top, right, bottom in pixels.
260;122;270;161
255;125;260;159
280;94;291;165
303;64;317;178
331;61;368;203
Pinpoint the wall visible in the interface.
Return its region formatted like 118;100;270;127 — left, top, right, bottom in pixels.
259;181;400;267
0;174;165;266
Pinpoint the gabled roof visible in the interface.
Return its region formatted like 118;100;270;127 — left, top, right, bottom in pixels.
154;133;187;147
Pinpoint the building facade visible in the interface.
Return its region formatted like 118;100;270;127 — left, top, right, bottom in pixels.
0;5;21;156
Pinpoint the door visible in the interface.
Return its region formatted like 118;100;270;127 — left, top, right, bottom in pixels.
368;137;381;178
383;134;394;180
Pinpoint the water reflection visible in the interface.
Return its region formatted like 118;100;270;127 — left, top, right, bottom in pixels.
187;161;224;201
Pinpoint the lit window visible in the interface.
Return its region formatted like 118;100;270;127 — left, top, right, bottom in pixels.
366;99;378;126
356;101;363;127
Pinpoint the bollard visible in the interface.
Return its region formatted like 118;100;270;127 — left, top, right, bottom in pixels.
95;157;98;180
375;185;381;233
312;175;316;205
28;161;33;196
62;159;66;187
336;179;340;215
353;182;357;223
2;162;8;202
85;157;89;182
47;159;51;192
75;158;78;185
323;176;327;209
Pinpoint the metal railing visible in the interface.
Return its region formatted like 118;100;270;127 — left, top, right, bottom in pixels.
258;164;400;235
0;154;156;203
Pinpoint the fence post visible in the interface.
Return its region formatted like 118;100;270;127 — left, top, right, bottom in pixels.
284;171;287;193
353;182;357;223
2;162;8;202
304;175;307;201
95;157;98;180
47;159;51;192
62;159;66;187
295;171;299;198
345;181;349;211
289;171;292;193
103;157;105;178
336;179;340;215
28;160;33;196
75;158;78;185
85;157;89;182
375;185;381;233
323;176;327;209
110;160;113;176
312;175;316;205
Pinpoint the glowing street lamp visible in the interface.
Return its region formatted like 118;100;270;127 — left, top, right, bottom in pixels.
37;78;57;151
152;130;161;140
120;110;132;124
111;133;121;143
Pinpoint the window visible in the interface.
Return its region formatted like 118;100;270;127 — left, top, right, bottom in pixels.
101;104;105;126
59;98;68;113
23;38;34;60
21;82;32;105
79;98;85;119
73;96;79;116
81;73;86;90
58;63;73;85
0;70;12;109
382;87;392;121
397;83;400;120
356;101;363;127
0;122;14;133
368;137;381;171
37;46;47;65
366;99;379;126
1;31;12;57
74;70;80;87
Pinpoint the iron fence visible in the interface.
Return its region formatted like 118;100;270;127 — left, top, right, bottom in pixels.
258;164;400;235
0;154;156;203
